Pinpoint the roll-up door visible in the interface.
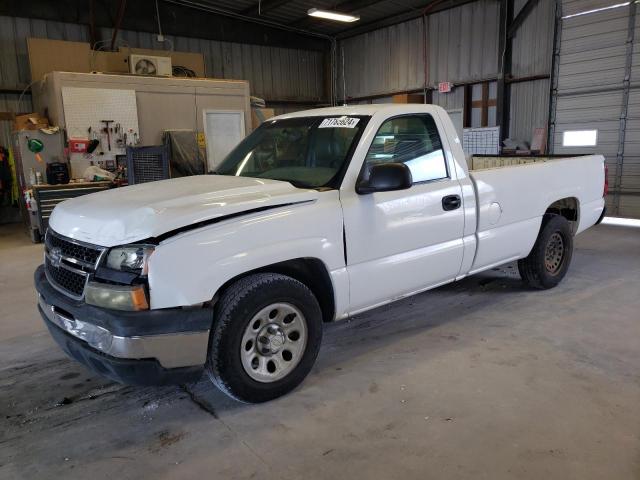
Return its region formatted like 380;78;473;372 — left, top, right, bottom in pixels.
550;1;639;218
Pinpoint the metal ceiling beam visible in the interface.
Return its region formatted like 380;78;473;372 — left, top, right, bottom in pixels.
507;0;541;39
242;0;290;16
334;0;477;39
110;0;127;51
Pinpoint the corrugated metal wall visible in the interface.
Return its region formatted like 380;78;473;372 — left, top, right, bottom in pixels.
509;0;554;142
426;1;500;86
338;16;425;100
432;88;465;111
509;79;551;140
338;0;500;100
115;28;325;102
338;0;555;147
0;14;326;159
551;1;639;218
512;0;554;77
0;15;325;100
0;2;565;172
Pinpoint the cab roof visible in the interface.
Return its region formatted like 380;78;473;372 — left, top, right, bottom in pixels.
271;103;446;121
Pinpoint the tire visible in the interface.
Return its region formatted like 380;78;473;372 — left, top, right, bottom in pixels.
518;213;573;290
206;273;323;403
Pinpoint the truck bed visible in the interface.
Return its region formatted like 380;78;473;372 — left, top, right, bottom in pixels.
464;153;605;276
467;155;583;171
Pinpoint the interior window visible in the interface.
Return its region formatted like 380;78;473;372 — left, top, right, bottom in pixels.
364;115;448;183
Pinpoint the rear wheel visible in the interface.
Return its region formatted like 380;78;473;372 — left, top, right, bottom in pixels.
206;273;323;403
518;214;573;289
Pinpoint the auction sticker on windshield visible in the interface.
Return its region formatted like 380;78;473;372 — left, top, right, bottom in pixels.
319;117;360;128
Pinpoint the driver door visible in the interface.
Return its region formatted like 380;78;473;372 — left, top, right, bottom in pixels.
341;113;466;313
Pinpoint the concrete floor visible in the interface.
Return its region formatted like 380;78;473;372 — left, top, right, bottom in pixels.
1;222;639;480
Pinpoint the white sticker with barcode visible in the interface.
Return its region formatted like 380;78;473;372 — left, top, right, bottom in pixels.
319;117;360;128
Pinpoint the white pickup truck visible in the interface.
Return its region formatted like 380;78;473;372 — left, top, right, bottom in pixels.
35;105;606;403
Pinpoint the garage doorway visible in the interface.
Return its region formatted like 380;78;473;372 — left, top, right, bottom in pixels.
550;0;639;218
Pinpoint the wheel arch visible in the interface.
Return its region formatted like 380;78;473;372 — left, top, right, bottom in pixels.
545;197;580;234
212;258;336;323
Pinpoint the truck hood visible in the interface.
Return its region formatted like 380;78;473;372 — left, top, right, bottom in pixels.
48;175;317;247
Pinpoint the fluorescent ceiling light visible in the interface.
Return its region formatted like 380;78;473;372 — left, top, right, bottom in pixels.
562;2;630;19
307;8;360;22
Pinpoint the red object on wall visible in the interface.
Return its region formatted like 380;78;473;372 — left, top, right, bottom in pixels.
69;138;90;153
438;82;453;93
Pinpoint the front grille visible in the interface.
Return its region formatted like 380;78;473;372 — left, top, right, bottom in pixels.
45;256;87;297
46;230;103;265
44;230;106;299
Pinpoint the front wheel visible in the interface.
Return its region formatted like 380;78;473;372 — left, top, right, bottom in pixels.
206;273;323;403
518;213;574;289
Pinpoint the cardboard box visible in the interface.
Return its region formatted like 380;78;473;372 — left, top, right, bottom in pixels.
27;38;91;84
14;113;49;131
252;108;275;129
26;38;206;82
93;51;130;74
530;127;547;153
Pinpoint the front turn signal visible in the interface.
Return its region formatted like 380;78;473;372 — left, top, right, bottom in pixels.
85;282;149;311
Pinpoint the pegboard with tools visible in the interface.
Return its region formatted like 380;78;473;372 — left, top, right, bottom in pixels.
61;87;140;177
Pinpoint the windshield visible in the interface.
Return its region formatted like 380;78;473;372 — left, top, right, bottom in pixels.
215;115;369;188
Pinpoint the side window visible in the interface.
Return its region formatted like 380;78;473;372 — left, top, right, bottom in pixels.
364;115;448;183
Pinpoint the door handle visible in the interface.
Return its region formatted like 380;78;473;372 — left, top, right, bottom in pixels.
442;194;461;211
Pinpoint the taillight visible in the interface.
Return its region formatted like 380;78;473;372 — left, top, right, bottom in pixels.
603;164;609;197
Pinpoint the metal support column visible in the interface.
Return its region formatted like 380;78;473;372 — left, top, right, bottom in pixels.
547;0;562;155
497;0;515;142
613;1;637;215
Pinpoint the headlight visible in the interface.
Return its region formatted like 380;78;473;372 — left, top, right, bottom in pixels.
105;245;154;275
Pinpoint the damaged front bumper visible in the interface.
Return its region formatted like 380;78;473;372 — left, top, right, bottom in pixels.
35;265;211;386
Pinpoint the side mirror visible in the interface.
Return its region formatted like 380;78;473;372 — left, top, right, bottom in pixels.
356;162;413;195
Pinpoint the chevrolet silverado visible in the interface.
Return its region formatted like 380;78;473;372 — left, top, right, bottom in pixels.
35;104;606;403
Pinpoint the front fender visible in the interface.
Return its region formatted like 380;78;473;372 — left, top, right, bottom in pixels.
147;192;346;311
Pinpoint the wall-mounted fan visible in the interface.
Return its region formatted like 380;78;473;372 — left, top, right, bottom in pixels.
128;55;172;76
135;58;157;75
